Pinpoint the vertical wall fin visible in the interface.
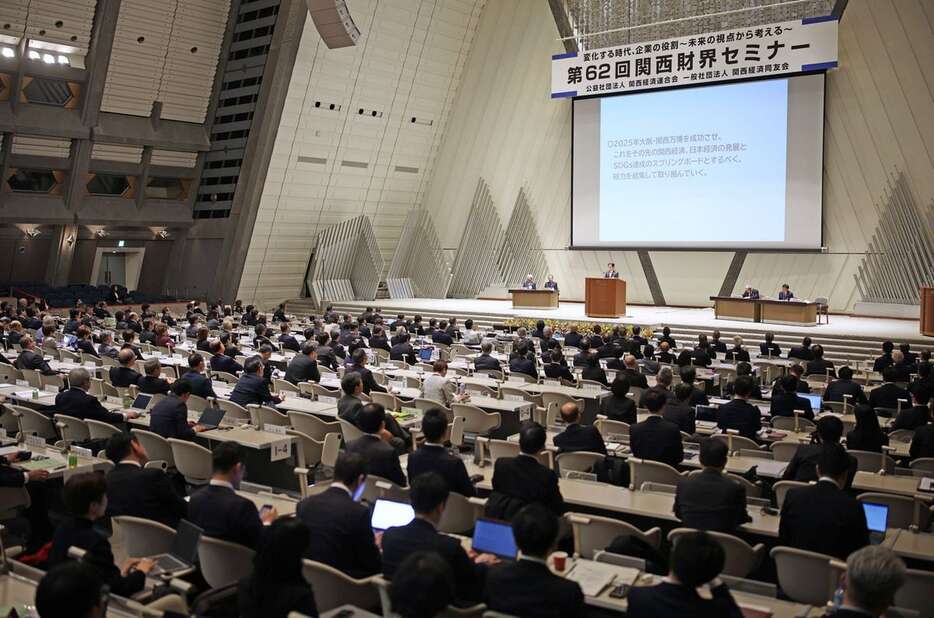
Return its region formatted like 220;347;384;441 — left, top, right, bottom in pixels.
306;215;383;305
497;186;549;288
386;208;451;298
448;178;505;298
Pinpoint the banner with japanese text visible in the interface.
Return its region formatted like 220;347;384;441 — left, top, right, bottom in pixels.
551;16;838;99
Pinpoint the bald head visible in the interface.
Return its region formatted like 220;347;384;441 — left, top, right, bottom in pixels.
623;354;638;370
559;402;581;424
118;348;136;366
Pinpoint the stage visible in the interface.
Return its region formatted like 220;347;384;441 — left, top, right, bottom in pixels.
325;297;929;349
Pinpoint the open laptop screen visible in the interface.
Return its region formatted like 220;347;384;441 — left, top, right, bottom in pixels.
131;393;153;410
472;518;518;559
371;499;414;531
863;502;888;534
801;393;822;410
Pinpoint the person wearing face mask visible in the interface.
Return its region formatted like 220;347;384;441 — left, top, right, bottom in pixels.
188;443;279;549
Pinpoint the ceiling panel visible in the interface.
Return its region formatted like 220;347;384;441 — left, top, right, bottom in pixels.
150;149;198;168
12;134;71;157
0;1;30;40
26;0;98;54
91;143;143;163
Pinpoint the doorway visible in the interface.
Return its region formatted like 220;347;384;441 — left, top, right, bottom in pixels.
90;247;146;291
97;252;127;286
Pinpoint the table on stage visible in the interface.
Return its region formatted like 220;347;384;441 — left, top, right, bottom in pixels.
509;288;559;309
922;287;934;336
709;296;819;326
585;277;626;318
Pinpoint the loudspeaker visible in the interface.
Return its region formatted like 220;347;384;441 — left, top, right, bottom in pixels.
305;0;361;49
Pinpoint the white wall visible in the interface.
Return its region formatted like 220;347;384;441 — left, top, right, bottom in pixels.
237;0;484;306
423;0;934;312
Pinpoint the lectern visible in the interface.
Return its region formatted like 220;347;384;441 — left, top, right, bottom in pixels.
922;287;934;336
585;277;626;318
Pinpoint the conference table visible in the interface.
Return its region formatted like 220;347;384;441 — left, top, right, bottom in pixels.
509;288;559;309
709;296;820;326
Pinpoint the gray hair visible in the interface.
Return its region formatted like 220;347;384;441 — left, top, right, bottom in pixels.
144;357;162;376
542;326;553;338
657;366;673;386
733;335;744;347
845;546;906;615
68;367;91;390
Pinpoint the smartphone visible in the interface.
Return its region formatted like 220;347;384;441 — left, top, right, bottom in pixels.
259;504;274;518
608;583;630;598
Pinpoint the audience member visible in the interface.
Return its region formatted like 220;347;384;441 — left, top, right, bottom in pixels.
56;367;138;423
890;386;931;431
601;375;636;423
485;422;564;520
832;546;906;618
229;356;281;407
630;389;683;467
825;366;867;405
389;552;456;618
180;353;217;399
674;438;750;533
104;433;187;527
664;383;697;435
35;563;106;618
407;408;475;497
846;404;889;453
769;374;814;420
553;402;606;455
109;348;142;387
346;403;407;486
136;357;171;394
238;518;318;618
716;375;761;439
869;368;911;410
782;416;857;487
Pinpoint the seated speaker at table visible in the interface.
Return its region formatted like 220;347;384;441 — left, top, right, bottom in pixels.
521;274;536;290
778;284;795;300
741;284;760;299
543;275;558;292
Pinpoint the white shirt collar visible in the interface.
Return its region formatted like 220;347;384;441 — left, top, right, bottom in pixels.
331;482;352;497
818;476;841;489
118;459;142;468
517;552;548;565
209;479;235;491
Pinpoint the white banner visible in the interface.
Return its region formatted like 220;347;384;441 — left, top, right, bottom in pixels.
551;16;838;99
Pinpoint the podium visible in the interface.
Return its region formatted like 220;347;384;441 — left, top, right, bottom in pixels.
922;287;934;336
585;277;626;318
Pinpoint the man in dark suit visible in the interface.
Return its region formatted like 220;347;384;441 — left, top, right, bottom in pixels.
724;336;751;363
485;422;564;521
630;389;683;467
873;341;895;374
109;348;141;387
677;367;709;407
277;322;300;352
179;353;217;399
347;348;386;395
782;416;857;487
338;372;365;424
431;321;453;345
627;531;743;618
389;332;417;365
741;284;760;299
891;387;931;431
553;402;606;455
209;339;243;375
779;443;869;560
368;326;390;352
382;473;487;604
150;380;207;440
15;335;55;375
407;409;475;497
345;403;406;487
56;368;138;424
284;342;320;385
716;376;761;440
621;354;649;389
296;451;381;577
485;504;585;617
760;332;781;357
229;356;281;407
188;443;277;549
868;368;911;411
604;262;619;278
521;274;537;290
473;341;501;372
664;383;697;435
563;325;582;349
824;366;867;405
638;366;675;408
770;375;815;420
508;342;538;380
104;433;186;527
778;283;795;300
136;358;170;395
788;337;814;362
805;344;836;378
674;438;750;533
910;420;934;459
830;546;909;618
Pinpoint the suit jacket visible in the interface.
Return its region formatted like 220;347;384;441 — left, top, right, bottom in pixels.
55;387;126;424
868;383;911;410
806;358;836;377
892;406;930;431
779;480;869;560
781;444;857;488
778;291;795;300
337;394;364;425
284;354;320;385
716;399;761;439
663;403;696;435
150;395;195;440
544;362;574;382
347;434;406;487
389;342;416;365
0;456;27;487
407;444;475;497
106;462;187;527
485;455;564;521
15;350;54;375
604;271;620;278
873;353;894;373
769;390;814;420
278;334;300;352
741;289;760;299
136;375;170;395
760;342;782;357
631;415;684;467
788;346;814;362
211;353;243;375
432;331;454;345
382;518;482;602
601;395;636;424
229;373;276;407
563;332;582;348
238;575;317;618
638;385;675;408
725;347;751;363
49;517;146;597
474;354;502;371
691;348;713;367
509;357;538;380
674;468;750;533
622;367;649;389
296;486;381;577
180;369;217;399
485;559;585;618
76;339;99;358
580;365;608;386
188;484;263;549
348;365;385;395
627;581;742;618
824;379;866;405
553;424;607;455
109;366;141;388
910;424;934;459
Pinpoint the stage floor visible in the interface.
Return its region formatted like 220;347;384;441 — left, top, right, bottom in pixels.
332;298;927;344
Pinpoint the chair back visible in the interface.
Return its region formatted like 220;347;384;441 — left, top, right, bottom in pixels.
168;438;212;485
301;559;380;614
54;414;91;443
86;418;121;441
909;458;934;476
451;403;501;436
438;491;480;535
247;404;290;430
594;418;629;438
465;383;498;398
0;364;21;384
87;377;104;398
668;528;765;578
308;383;341;402
213;398;250;422
895;568;934;617
773;480;809;509
187;394;210;413
770;441;801;462
849;449;896;473
198;536;255;588
111;516;175;561
274;378;300;394
414;398;452;420
711;433;761;454
770;546;842;605
21;368;41;388
556;451;604;475
628;458;683;490
771;416;816;433
857;492;930;530
361;475;410;504
370;391;401;412
566;512;661;558
288;411;341;441
102;381;121;398
540;392;584;414
288;429;327;469
338;418;366;443
212;371;239;385
889;429;916;444
499;386;537;404
131;429;176;468
10;404;58;440
80;353;102;367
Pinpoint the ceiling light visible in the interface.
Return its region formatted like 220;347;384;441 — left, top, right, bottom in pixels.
27;50;40;60
157;230;170;239
57;55;69;65
42;53;55;64
24;228;40;239
95;229;107;238
0;48;14;59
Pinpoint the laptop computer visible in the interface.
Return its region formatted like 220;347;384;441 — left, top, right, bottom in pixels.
471;518;518;560
131;393;153;411
147;520;203;576
863;502;888;541
419;347;434;362
61;334;77;348
370;499;414;531
801;393;823;410
196;407;226;430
